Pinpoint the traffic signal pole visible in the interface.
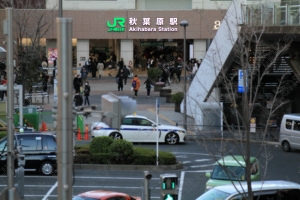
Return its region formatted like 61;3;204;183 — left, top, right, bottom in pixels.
5;7;16;200
56;18;73;200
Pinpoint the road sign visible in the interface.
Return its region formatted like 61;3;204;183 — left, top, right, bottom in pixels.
238;69;248;93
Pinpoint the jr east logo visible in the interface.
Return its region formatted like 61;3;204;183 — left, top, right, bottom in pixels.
107;17;125;32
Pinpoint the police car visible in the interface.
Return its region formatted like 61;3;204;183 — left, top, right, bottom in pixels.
91;114;187;144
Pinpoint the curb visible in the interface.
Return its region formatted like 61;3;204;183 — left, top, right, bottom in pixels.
73;162;183;171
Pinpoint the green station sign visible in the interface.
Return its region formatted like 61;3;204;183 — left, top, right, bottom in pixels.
107;17;125;32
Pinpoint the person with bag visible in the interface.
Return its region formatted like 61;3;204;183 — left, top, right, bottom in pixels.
116;69;124;91
73;92;83;107
132;75;140;98
84;81;91;105
122;65;130;85
80;64;88;85
128;60;133;77
144;77;152;98
73;74;82;93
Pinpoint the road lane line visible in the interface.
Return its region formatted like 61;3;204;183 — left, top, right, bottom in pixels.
42;181;57;200
178;171;185;200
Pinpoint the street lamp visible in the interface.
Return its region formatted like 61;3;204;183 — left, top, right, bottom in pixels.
180;20;188;131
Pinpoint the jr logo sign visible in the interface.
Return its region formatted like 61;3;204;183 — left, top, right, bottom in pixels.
107;17;125;32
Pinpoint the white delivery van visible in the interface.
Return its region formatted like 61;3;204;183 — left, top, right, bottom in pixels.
279;113;300;152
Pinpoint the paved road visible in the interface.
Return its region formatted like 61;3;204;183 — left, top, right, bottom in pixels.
0;141;299;200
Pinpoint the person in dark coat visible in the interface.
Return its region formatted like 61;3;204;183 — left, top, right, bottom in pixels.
42;71;49;92
116;69;124;91
118;58;124;69
144;77;152;97
84;81;91;105
73;92;83;107
73;74;82;93
122;65;130;85
90;60;97;79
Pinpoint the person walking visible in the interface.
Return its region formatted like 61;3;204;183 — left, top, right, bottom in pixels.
42;71;49;92
132;75;140;98
73;74;82;93
80;64;88;85
116;69;124;91
83;81;91;105
97;62;104;79
128;60;133;77
90;59;97;79
73;92;83;107
144;77;152;97
123;65;130;85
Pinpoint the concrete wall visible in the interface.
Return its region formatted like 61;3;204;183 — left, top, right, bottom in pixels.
120;39;133;68
77;39;89;69
194;39;207;60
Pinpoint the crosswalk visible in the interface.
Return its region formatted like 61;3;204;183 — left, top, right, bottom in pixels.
172;152;220;171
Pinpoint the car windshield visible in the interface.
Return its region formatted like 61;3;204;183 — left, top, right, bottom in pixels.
196;188;230;200
0;137;7;152
72;196;98;200
211;165;245;181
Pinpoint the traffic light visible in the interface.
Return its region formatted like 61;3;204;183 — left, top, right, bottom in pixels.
160;174;178;200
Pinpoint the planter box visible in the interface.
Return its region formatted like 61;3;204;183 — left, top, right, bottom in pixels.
154;82;165;92
166;93;173;103
175;102;181;112
160;88;172;97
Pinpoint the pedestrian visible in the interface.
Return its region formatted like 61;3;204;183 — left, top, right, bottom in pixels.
73;74;82;93
0;77;7;100
128;60;133;77
84;81;91;105
192;62;198;79
90;59;97;79
116;69;124;91
73;92;83;107
123;65;130;85
118;57;124;69
42;71;49;92
80;64;88;85
132;75;140;98
144;77;152;97
97;62;104;79
140;56;147;71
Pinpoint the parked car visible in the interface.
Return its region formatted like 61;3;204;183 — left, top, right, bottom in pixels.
72;190;141;200
196;180;300;200
279;113;300;152
91;114;186;144
0;132;57;175
205;155;260;191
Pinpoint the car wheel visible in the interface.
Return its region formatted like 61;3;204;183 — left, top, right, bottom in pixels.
282;141;291;152
40;161;54;176
109;132;122;140
165;132;179;145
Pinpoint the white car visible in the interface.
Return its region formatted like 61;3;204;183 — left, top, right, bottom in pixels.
91;114;187;144
196;180;300;200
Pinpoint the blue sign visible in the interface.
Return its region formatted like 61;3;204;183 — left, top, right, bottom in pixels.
238;69;248;93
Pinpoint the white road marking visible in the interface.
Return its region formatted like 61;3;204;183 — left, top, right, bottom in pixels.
195;159;212;162
182;161;191;164
42;181;57;200
190;164;215;168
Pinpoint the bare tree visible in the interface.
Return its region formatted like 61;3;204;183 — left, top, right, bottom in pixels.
186;1;294;199
0;0;56;98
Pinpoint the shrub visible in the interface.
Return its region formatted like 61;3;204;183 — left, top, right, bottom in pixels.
172;91;184;103
91;153;119;164
132;147;177;165
0;132;6;140
107;140;134;164
148;67;162;82
74;153;92;164
89;136;114;154
75;144;90;154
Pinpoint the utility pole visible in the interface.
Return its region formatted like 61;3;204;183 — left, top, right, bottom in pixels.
5;7;17;200
56;18;73;200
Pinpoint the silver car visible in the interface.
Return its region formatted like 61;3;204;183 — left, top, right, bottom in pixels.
196;180;300;200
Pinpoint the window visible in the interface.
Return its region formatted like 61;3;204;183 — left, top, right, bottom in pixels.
44;135;56;150
285;119;292;130
293;121;300;131
211;165;245;181
122;118;133;125
17;135;42;151
251;162;258;175
0;138;7;152
137;119;152;126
